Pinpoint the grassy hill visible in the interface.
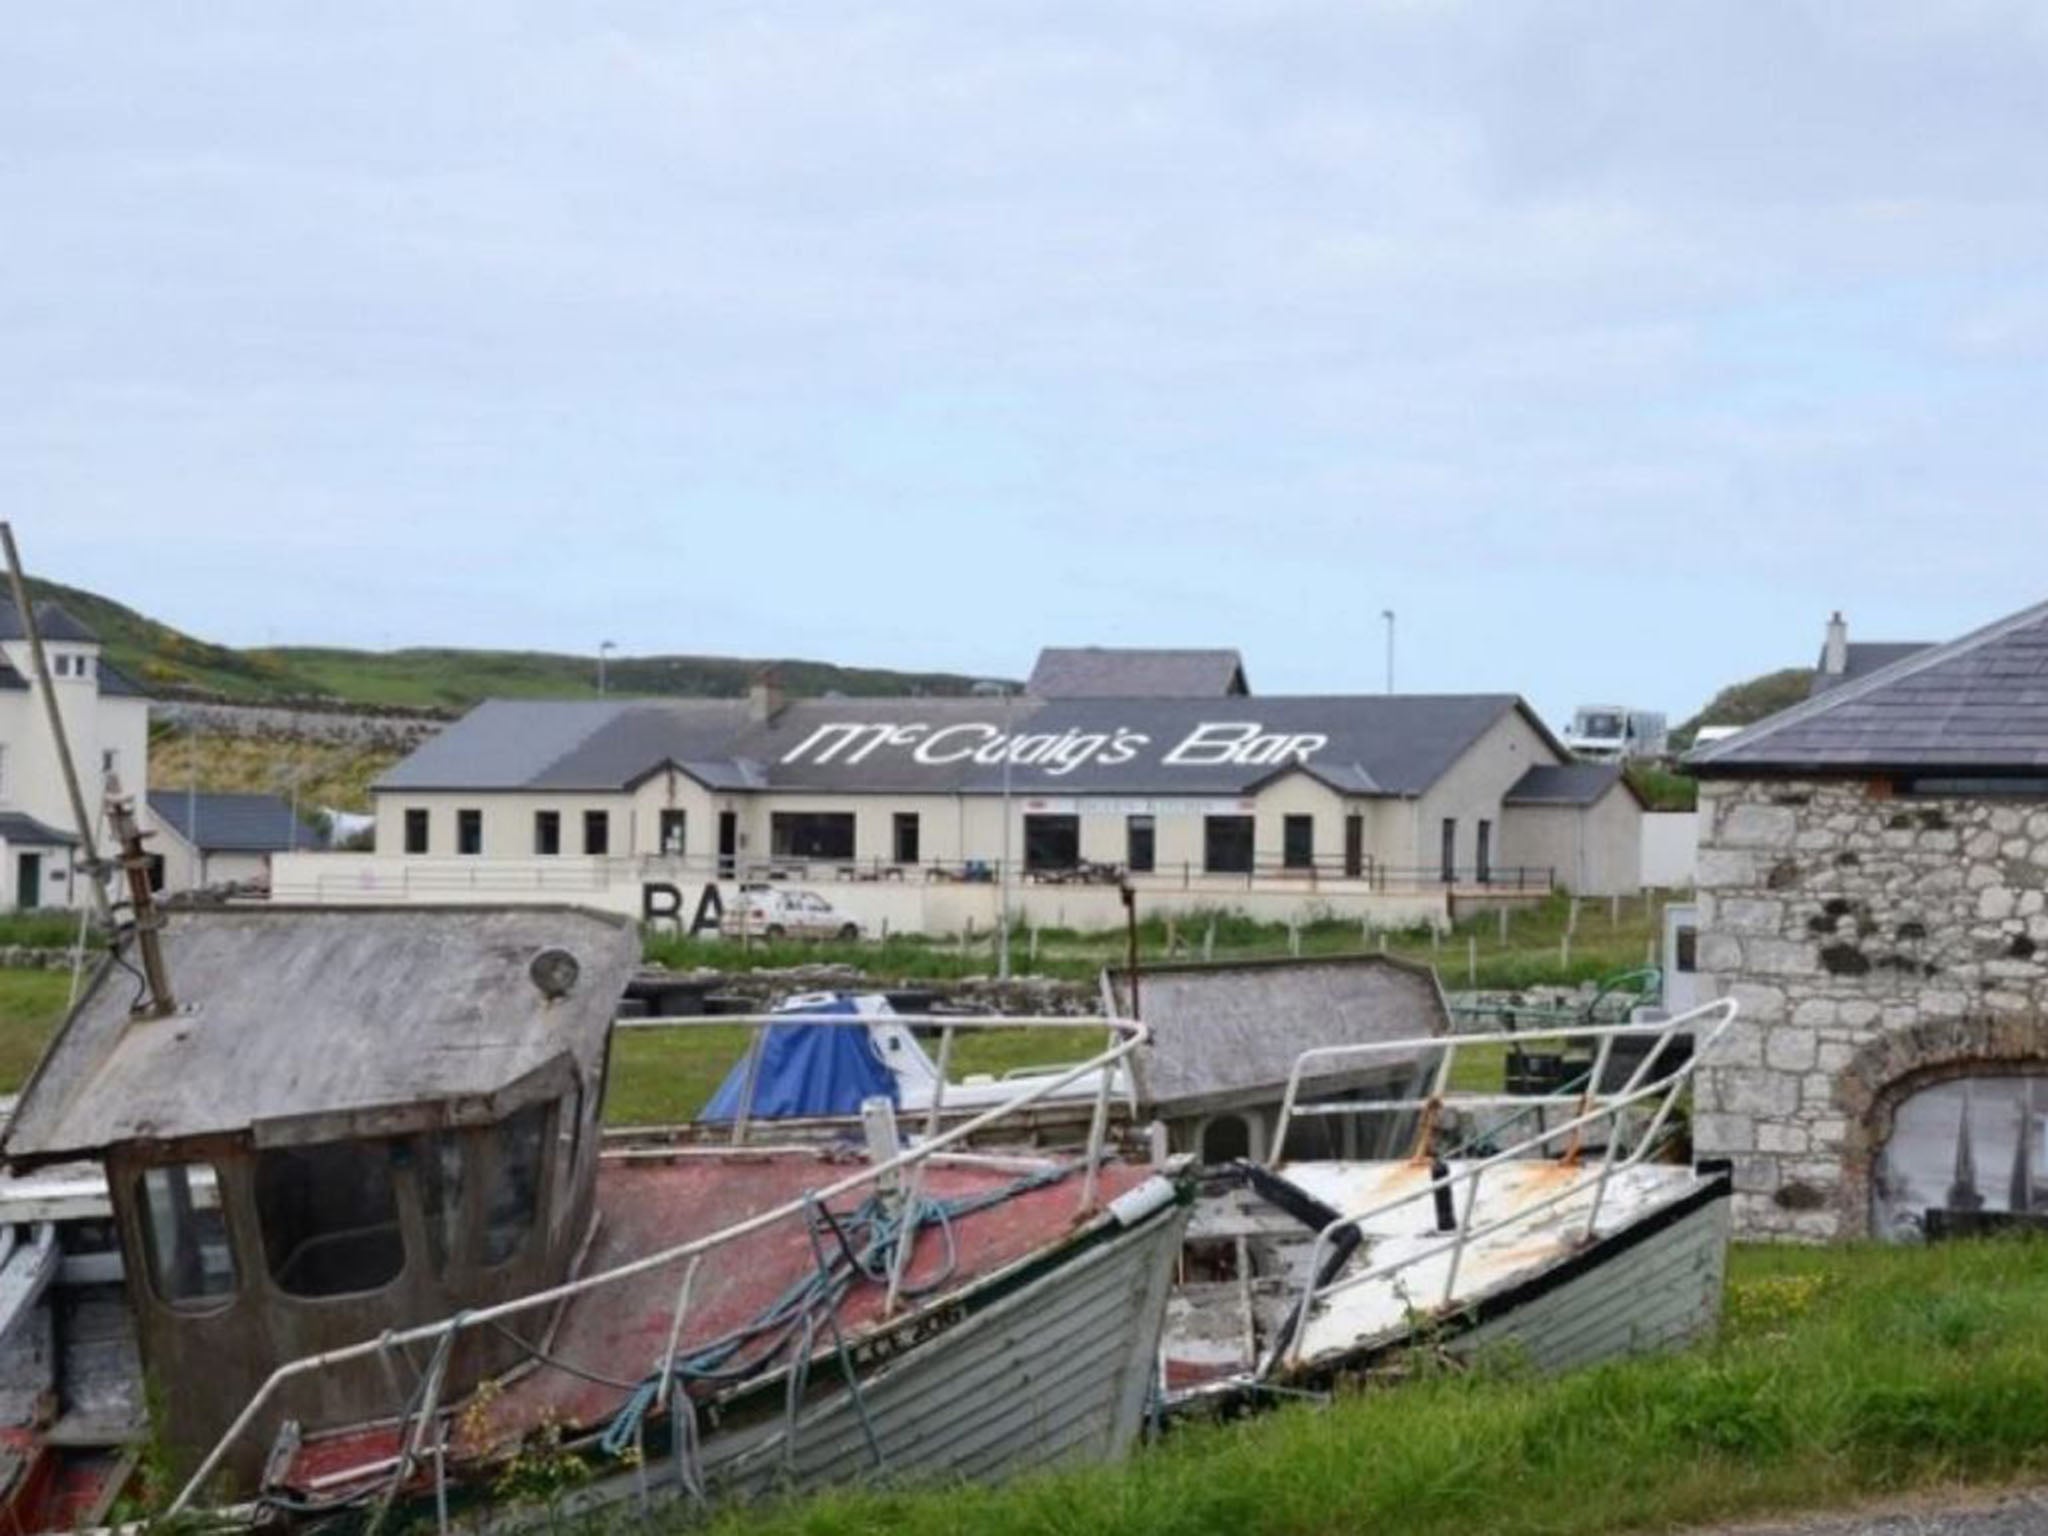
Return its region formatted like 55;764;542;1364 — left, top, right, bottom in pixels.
1672;666;1814;750
24;576;1007;712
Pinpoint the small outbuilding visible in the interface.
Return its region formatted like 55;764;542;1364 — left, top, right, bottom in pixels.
143;791;326;893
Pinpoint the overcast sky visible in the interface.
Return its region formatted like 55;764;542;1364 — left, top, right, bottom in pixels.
8;3;2047;727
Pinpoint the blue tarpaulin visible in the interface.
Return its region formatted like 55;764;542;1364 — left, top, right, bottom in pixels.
700;995;900;1121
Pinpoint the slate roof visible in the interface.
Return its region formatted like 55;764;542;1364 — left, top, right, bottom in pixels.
1028;647;1248;698
0;598;97;644
147;791;327;853
0;813;78;847
1690;597;2048;775
1103;954;1449;1119
1504;762;1639;807
3;906;639;1166
379;694;1557;800
1808;641;1933;698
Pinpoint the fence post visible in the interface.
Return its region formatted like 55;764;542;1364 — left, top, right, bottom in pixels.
1202;918;1216;962
1561;931;1572;970
1609;893;1620;927
1288;918;1301;958
1028;924;1040;962
1498;906;1509;947
1569;896;1580;934
1466;934;1476;988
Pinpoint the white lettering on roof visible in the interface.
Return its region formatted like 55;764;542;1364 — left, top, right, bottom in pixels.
779;720;1322;775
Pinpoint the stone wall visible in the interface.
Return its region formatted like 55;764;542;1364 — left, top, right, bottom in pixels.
1694;776;2048;1240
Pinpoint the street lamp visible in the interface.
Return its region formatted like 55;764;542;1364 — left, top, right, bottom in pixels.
1382;610;1396;694
973;679;1018;980
598;640;618;697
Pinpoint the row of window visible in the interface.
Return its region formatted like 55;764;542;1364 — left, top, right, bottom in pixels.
135;1101;561;1311
404;807;630;857
49;651;97;679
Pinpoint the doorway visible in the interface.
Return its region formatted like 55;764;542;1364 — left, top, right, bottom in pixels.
717;812;738;878
15;853;40;910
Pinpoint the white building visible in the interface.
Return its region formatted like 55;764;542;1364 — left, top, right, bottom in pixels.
143;791;327;893
0;598;150;911
276;649;1648;933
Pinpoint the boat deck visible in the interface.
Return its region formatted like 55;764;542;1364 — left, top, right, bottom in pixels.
280;1148;1152;1496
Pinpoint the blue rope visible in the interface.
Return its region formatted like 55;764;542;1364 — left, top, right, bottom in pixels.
598;1165;1070;1459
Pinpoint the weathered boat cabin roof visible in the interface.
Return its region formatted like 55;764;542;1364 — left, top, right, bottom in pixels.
3;905;638;1169
1106;954;1449;1119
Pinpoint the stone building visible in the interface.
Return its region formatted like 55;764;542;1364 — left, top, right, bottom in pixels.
1688;597;2048;1241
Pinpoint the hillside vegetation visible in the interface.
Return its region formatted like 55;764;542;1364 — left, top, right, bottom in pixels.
25;576;1006;711
148;727;404;814
1672;666;1813;749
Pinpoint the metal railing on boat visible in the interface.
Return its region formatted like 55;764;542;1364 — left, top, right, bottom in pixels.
1266;998;1737;1374
166;1011;1151;1522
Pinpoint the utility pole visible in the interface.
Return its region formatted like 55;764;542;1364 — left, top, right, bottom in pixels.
598;640;617;696
998;685;1014;981
1382;609;1396;694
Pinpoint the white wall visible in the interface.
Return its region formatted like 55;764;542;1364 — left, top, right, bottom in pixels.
1639;811;1699;889
1415;709;1559;877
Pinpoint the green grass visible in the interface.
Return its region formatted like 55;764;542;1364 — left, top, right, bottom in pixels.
0;911;93;949
0;969;77;1087
646;891;1666;994
663;1239;2048;1536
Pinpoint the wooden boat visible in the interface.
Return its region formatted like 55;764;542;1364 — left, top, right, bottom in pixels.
1162;1001;1736;1410
0;899;1187;1531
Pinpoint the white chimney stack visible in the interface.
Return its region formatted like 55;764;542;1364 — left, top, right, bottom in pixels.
1822;611;1849;676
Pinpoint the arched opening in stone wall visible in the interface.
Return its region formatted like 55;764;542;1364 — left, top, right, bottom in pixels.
1839;1016;2048;1241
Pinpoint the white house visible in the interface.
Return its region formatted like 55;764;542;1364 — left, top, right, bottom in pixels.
0;598;150;911
275;648;1649;931
143;791;327;893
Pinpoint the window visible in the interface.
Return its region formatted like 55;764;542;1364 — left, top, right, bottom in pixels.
417;1132;467;1274
534;810;560;856
1283;815;1314;870
893;812;920;866
52;653;68;677
1127;815;1155;874
456;808;483;856
1344;814;1364;878
1023;814;1080;872
135;1163;237;1311
484;1104;547;1266
1674;924;1698;974
255;1141;404;1298
1476;819;1492;884
769;811;855;861
1440;818;1457;883
404;808;429;855
659;809;687;856
102;748;119;778
583;810;610;856
1204;815;1254;874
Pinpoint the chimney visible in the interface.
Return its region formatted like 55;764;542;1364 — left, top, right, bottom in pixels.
1822;611;1849;677
748;671;784;723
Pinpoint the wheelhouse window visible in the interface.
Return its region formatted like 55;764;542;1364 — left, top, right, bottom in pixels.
1204;816;1254;875
1283;815;1314;870
534;810;561;856
417;1132;467;1275
135;1163;237;1311
404;808;429;855
583;810;610;856
456;808;483;856
770;812;855;861
255;1141;404;1298
484;1104;547;1266
1023;814;1080;873
1126;815;1156;874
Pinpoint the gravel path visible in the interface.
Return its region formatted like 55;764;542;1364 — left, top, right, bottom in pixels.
1691;1487;2048;1535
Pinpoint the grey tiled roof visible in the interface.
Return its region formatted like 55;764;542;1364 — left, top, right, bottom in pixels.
379;693;1555;799
1690;597;2048;774
1504;762;1636;807
147;792;328;852
0;812;79;847
1808;641;1932;698
0;599;97;644
1028;647;1248;698
96;663;149;698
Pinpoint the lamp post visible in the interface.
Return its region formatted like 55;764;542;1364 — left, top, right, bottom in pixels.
973;679;1017;980
598;640;617;697
1382;610;1396;694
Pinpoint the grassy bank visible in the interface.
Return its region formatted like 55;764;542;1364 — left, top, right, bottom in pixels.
648;890;1667;992
674;1240;2048;1536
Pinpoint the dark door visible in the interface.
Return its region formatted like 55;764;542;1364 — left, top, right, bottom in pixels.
1476;819;1492;884
1343;814;1364;878
1440;818;1457;884
717;811;738;878
893;813;920;866
15;853;39;909
1283;815;1314;870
